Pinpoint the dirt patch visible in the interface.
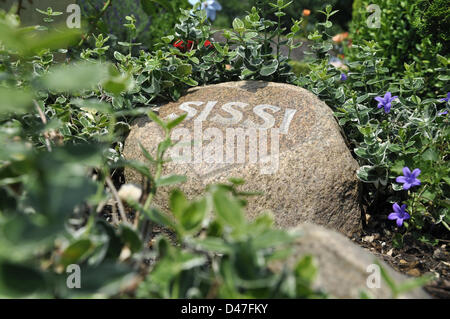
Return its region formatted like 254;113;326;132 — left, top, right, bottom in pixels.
352;212;450;299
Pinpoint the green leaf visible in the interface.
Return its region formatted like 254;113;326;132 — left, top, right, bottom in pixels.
260;60;279;76
357;165;378;182
60;239;94;267
421;148;439;162
189;237;231;254
169;189;188;220
0;87;33;116
176;64;192;77
41;62;109;93
71;98;112;114
119;224;142;253
232;18;245;32
138;142;156;163
395;274;434;296
0;24;81;56
212;188;245;229
180;198;207;232
155;175;187;187
0;261;46;297
253;229;294;250
295;255;317;284
167;114;187;130
77;263;134;294
102;67;134;95
147;111;167;129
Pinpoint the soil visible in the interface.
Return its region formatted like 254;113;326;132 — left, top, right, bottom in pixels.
352;212;450;299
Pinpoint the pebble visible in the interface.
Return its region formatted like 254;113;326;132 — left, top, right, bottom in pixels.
407;268;421;277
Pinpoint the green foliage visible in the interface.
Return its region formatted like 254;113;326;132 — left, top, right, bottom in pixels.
0;1;440;299
215;0;352;33
413;0;450;51
350;0;446;94
77;0;189;52
137;185;324;298
296;5;450;238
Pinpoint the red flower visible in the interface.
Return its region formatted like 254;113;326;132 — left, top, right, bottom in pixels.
173;39;213;52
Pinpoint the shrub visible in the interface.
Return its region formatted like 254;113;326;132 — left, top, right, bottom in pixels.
0;1;442;299
349;0;446;95
413;0;450;52
215;0;352;32
77;0;189;52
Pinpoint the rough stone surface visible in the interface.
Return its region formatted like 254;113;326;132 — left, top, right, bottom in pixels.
272;223;431;299
123;81;362;236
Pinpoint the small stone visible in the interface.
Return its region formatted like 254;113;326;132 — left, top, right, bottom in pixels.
407;268;421;277
386;248;393;256
363;235;375;243
118;183;142;202
433;249;441;258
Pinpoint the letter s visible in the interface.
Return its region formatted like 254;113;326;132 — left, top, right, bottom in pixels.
244;104;280;129
211;102;248;125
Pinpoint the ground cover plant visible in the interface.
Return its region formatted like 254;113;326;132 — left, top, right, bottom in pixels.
0;0;447;298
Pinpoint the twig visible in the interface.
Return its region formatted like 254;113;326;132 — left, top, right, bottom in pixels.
105;175;130;226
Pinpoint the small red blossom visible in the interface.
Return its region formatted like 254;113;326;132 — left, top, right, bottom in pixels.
173;39;213;52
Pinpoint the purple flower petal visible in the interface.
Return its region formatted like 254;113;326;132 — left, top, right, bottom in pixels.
396;176;407;183
411;168;421;178
388;212;400;220
403;167;411;176
393;203;401;213
411;180;421;187
403;183;412;190
396;218;404;227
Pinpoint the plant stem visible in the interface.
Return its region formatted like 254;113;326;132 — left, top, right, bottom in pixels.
79;0;112;46
105;175;130;226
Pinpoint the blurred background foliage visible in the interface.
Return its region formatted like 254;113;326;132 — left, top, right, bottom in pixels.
0;0;447;299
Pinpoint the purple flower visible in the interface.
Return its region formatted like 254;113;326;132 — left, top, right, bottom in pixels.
396;167;421;190
438;110;448;116
440;92;450;103
374;92;398;113
340;73;347;81
388;203;410;227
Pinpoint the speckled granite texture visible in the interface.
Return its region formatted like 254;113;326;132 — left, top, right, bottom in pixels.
123;81;362;236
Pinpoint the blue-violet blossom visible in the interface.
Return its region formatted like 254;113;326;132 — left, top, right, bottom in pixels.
374;91;397;113
388;203;410;227
396;167;421;190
